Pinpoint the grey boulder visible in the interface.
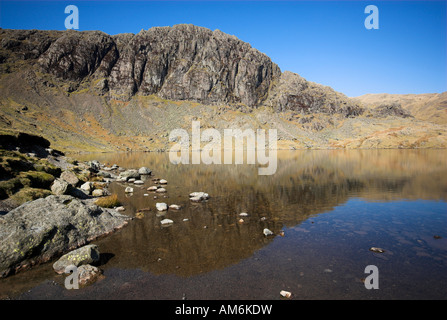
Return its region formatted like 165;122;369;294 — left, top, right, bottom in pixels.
138;167;152;175
60;170;80;187
119;169;140;180
0;195;130;278
51;178;69;195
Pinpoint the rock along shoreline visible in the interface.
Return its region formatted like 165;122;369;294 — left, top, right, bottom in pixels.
0;194;131;278
0;132;136;278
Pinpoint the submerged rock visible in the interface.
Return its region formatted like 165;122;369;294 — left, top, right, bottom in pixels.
124;187;134;193
77;264;103;286
189;192;209;202
156;203;168;211
160;218;174;225
0;195;130;278
263;228;274;236
369;247;385;253
280;290;292;298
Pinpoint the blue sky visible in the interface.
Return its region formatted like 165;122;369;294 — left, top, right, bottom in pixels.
0;0;446;97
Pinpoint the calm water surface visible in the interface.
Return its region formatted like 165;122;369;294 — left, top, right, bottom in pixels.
1;149;446;299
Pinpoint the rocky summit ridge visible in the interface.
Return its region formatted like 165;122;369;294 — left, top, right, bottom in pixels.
0;25;446;152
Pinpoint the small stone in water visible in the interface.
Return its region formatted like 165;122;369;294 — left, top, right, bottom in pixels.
156;203;168;211
190;196;202;202
160;218;173;225
280;290;292;298
189;192;209;201
369;247;385;253
124;187;134;193
263;228;274;236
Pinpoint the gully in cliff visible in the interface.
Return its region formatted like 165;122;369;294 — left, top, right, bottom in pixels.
169;121;277;175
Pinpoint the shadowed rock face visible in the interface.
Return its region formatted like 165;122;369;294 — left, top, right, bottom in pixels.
36;25;282;107
108;25;282;106
264;71;364;117
37;30;118;81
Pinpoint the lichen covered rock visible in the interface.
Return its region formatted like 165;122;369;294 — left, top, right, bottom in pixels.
0;195;130;277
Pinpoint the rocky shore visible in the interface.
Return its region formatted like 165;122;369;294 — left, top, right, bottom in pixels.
0;131;213;283
0;132;151;279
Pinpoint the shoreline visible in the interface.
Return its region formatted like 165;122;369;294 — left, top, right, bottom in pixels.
65;145;447;156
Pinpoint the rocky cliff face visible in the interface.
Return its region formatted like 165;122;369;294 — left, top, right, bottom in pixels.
1;25;362;114
34;25;282;107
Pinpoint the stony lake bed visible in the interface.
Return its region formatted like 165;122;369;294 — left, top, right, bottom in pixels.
1;149;446;300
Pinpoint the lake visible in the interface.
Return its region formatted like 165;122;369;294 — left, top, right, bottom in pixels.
1;149;446;299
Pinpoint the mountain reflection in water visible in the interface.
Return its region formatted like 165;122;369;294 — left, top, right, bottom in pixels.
2;149;446;299
76;149;447;276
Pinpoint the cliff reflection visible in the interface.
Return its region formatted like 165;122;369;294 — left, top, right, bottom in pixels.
79;149;447;276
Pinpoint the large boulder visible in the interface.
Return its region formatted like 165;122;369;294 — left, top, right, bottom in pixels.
0;195;130;278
